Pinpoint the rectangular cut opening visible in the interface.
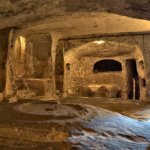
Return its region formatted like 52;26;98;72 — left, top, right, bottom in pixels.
126;59;140;100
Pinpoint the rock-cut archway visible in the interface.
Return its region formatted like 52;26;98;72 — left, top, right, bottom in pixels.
64;40;146;100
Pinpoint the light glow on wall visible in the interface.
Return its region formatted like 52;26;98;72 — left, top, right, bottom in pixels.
20;36;26;62
93;40;105;45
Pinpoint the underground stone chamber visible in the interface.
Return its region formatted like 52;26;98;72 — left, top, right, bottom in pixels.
0;28;147;102
0;1;150;149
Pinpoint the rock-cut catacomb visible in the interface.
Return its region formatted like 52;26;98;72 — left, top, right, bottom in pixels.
2;34;146;101
0;0;150;150
64;40;146;100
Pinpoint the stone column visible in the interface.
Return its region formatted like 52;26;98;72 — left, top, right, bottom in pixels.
44;32;62;100
122;60;128;99
4;29;17;102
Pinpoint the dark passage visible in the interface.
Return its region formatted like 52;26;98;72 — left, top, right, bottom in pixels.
0;29;10;92
55;41;64;94
126;59;140;100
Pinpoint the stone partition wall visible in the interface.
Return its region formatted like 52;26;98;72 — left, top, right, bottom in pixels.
4;31;58;101
19;35;54;99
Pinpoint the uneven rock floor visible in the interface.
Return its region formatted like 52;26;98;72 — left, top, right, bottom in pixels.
0;99;149;150
64;97;150;121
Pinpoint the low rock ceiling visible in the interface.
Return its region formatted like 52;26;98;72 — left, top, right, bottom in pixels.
64;41;137;62
1;0;150;37
18;13;150;38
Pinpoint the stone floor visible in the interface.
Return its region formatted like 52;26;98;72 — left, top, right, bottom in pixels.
0;98;150;150
63;97;150;122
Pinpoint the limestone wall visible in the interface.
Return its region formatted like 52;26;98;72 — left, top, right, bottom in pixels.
4;31;58;101
63;34;148;99
64;57;125;98
2;28;150;101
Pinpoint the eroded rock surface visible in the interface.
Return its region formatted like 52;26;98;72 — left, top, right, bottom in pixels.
0;101;149;149
0;0;150;29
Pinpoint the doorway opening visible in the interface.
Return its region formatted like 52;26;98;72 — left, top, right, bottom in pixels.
126;59;140;100
55;42;64;95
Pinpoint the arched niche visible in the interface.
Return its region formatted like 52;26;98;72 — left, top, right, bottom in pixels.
93;59;122;73
13;36;26;77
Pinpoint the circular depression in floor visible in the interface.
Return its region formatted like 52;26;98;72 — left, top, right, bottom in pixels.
14;102;89;120
0;101;150;150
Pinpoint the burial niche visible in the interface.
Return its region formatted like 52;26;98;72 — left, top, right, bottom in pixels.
93;59;122;73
